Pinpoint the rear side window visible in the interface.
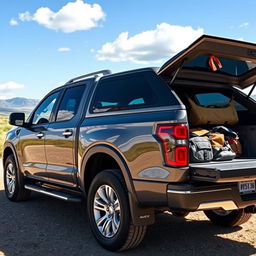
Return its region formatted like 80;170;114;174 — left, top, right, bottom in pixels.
56;85;85;122
195;92;247;111
91;71;179;113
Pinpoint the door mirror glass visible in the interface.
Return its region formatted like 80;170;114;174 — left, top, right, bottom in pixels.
9;112;25;127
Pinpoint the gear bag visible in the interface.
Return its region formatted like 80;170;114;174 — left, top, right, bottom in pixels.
189;136;213;163
188;98;239;126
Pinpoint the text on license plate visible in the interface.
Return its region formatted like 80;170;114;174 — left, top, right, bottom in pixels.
238;180;256;194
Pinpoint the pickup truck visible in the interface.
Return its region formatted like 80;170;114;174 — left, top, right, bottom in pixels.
3;35;256;251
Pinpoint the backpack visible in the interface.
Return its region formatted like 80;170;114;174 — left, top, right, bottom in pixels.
189;136;213;163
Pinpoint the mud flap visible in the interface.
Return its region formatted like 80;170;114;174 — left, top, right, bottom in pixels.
128;192;155;226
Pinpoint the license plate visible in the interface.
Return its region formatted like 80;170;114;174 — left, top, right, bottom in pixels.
238;180;256;194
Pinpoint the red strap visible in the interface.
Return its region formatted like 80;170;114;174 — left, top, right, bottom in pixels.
209;55;222;71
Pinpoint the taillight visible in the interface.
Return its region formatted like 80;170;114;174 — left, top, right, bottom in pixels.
156;124;188;167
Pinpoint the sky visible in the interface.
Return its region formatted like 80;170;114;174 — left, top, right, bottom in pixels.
1;0;256;100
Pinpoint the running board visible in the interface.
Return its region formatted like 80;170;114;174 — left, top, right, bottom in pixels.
24;184;82;203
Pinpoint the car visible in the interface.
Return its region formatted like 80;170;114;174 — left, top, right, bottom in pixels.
3;35;256;251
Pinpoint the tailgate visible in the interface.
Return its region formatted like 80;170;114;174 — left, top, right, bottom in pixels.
190;158;256;182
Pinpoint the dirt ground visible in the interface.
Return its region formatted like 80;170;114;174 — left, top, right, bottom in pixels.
0;161;255;256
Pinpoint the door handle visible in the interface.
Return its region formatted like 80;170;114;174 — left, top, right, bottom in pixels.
36;132;44;139
62;130;73;137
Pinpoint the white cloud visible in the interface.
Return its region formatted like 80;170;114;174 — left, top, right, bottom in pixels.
58;47;71;52
10;18;18;26
239;22;249;28
18;0;105;33
0;81;25;99
96;23;204;64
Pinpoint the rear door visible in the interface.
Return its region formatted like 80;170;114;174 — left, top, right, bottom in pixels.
44;84;87;186
158;35;256;89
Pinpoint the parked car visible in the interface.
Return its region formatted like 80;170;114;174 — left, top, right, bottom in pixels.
3;35;256;251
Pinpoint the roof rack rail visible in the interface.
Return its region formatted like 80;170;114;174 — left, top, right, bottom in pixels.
65;70;111;84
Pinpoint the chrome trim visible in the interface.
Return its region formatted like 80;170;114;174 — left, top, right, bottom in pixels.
24;185;81;202
197;200;238;211
167;188;232;194
86;105;186;118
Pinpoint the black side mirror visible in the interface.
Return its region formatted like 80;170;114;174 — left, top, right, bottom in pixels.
9;112;25;127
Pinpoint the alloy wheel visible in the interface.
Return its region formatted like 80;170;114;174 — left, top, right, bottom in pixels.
93;185;121;238
5;163;16;196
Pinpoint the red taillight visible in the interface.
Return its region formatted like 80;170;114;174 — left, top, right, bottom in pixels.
157;124;188;167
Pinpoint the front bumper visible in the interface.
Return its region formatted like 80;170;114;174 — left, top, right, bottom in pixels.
167;182;256;211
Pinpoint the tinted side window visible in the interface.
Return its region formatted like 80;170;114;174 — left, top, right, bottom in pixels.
56;85;85;122
32;92;60;125
91;71;179;113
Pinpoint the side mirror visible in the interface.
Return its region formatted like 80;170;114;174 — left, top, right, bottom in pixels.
9;112;25;127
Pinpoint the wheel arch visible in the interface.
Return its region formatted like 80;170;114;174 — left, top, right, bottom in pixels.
80;144;155;226
80;144;136;199
3;143;19;167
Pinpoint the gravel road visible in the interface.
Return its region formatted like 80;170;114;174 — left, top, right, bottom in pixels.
0;160;255;256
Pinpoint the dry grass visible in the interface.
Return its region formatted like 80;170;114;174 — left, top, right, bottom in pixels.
0;115;12;158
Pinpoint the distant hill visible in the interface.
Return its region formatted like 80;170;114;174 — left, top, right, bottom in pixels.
0;97;39;115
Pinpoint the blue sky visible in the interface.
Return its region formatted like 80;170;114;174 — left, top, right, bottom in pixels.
1;0;256;99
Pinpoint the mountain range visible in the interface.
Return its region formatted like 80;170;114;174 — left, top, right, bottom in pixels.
0;94;256;116
0;97;39;115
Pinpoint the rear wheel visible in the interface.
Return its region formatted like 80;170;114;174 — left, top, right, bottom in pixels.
172;210;190;218
204;209;252;226
87;169;147;251
4;155;31;201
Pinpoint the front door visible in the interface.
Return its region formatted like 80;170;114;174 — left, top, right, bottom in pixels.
44;85;86;186
20;91;60;180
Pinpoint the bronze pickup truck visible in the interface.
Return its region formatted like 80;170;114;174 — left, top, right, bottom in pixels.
3;35;256;251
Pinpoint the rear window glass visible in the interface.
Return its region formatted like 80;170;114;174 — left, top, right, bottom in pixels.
195;93;247;111
185;55;256;76
91;71;179;113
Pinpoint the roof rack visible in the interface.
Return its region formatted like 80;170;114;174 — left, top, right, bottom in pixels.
65;70;111;84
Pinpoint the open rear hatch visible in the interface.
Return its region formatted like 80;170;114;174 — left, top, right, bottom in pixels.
158;35;256;89
190;159;256;183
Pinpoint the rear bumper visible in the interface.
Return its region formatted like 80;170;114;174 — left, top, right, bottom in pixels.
167;182;256;211
133;179;256;211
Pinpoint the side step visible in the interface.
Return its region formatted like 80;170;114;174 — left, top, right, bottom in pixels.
24;184;82;203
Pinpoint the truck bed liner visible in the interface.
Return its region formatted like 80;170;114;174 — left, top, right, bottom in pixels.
190;158;256;182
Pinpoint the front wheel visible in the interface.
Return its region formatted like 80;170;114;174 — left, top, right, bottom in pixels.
204;209;252;227
4;155;31;201
87;169;147;251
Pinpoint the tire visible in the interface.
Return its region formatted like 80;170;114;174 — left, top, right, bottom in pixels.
172;211;190;218
204;209;252;227
3;155;31;202
87;169;147;251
